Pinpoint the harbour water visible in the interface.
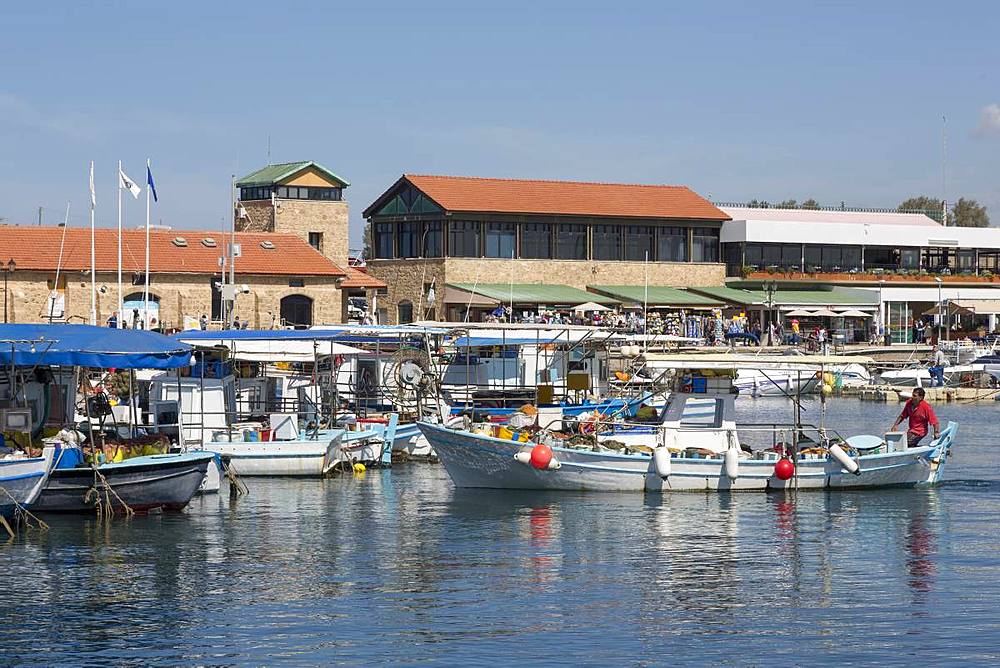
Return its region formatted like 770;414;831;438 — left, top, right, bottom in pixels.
2;399;998;666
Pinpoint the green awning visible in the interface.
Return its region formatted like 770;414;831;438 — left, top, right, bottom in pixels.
690;285;878;307
587;285;723;307
446;283;619;306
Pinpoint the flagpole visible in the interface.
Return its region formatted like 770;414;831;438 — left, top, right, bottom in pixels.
143;158;151;328
117;159;123;328
90;161;97;325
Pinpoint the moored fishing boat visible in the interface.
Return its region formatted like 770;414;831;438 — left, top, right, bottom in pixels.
418;353;957;492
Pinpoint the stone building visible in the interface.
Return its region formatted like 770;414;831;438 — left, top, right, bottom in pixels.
0;225;378;329
363;174;730;323
235;160;351;269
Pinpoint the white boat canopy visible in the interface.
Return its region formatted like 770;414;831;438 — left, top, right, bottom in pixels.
643;352;875;372
175;336;367;362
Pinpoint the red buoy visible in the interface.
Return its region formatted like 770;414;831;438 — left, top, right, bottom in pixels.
774;458;795;481
529;443;553;470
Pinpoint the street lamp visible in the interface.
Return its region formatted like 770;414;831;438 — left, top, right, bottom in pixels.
878;279;885;345
2;258;15;323
764;280;777;345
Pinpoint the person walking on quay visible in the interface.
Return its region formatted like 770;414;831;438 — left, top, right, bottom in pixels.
890;387;940;448
929;345;948;387
199;314;208;330
107;311;118;329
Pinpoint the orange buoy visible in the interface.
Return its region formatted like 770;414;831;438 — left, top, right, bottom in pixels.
529;443;553;469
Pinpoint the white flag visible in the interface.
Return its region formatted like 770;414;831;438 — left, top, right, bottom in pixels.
119;166;141;199
89;161;96;208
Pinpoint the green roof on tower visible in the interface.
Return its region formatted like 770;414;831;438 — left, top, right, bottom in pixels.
236;161;350;188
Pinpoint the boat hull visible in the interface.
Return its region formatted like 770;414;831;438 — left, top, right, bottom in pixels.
0;456;51;519
202;437;338;477
34;452;213;513
417;422;956;493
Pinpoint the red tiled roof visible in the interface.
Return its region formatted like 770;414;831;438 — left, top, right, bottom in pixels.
340;266;386;289
400;174;729;221
0;225;347;277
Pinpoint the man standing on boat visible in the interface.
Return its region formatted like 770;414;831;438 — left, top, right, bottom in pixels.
891;387;940;448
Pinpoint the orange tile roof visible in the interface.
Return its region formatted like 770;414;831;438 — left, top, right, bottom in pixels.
0;225;347;277
400;174;729;221
340;266;386;289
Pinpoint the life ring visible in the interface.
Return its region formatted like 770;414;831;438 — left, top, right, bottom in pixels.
614;371;631;382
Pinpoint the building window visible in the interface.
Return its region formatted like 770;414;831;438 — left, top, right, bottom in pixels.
398;222;421;258
592;225;621;261
374;223;395;259
448;221;480;257
761;244;801;271
723;243;743;276
657;227;688;262
555;224;587;260
521;223;551;259
922;247;953;272
308;232;323;252
624;225;655;262
744;243;763;270
485;222;516;258
957;249;977;273
423;221;443;257
900;247;920;269
288;278;305;288
979;251;1000;273
398;300;414;324
691;228;720;263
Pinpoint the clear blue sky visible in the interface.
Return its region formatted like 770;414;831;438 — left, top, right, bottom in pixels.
1;1;998;248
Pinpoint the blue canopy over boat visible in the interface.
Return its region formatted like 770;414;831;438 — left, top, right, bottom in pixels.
0;324;193;369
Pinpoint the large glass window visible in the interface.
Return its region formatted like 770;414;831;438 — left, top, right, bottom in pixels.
398;222;420;258
423;221;443;258
374;223;395;259
624;225;655;261
555;224;587;260
744;243;764;269
692;228;720;263
521;223;551;259
900;247;920;269
448;221;480;257
657;227;688;262
485;223;516;258
922;247;953;272
841;246;862;272
593;225;621;261
979;251;1000;272
723;243;743;276
957;249;976;273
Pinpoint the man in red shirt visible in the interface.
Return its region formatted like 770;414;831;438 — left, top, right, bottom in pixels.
891;387;940;448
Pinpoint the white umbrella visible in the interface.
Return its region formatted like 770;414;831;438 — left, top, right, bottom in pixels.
574;301;612;312
784;309;814;317
837;309;872;318
809;308;840;317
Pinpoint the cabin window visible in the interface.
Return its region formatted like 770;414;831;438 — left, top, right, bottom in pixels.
592;224;622;261
657;227;687;262
374;223;395;259
448;221;480;257
691;228;720;263
398;222;421;258
423;221;443;257
485;223;516;258
555;224;587;260
624;225;655;262
521;223;551;259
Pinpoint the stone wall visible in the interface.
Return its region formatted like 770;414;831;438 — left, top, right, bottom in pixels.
235;198;350;269
366;258;726;324
3;269;343;328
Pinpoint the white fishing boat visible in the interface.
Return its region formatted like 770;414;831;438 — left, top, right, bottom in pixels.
878;364;981;388
0;448;55;519
418;353;957;492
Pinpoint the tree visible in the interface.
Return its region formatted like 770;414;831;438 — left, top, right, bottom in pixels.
899;196;944;220
747;199;770;208
801;198;820;210
777;199;797;208
362;222;373;259
951;198;990;227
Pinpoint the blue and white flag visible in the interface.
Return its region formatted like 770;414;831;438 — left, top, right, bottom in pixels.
146;163;158;202
119;166;141;199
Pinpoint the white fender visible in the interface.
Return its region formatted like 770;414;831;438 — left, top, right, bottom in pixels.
546;458;562;471
829;443;860;475
653;446;671;478
724;446;740;481
514;451;531;466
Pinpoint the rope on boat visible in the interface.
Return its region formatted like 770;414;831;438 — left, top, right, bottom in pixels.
224;461;250;498
0;485;49;535
84;468;134;519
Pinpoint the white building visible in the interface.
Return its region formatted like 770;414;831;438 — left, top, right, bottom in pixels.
720;206;1000;342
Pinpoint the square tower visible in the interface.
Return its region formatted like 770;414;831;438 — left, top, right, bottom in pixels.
235;161;350;268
